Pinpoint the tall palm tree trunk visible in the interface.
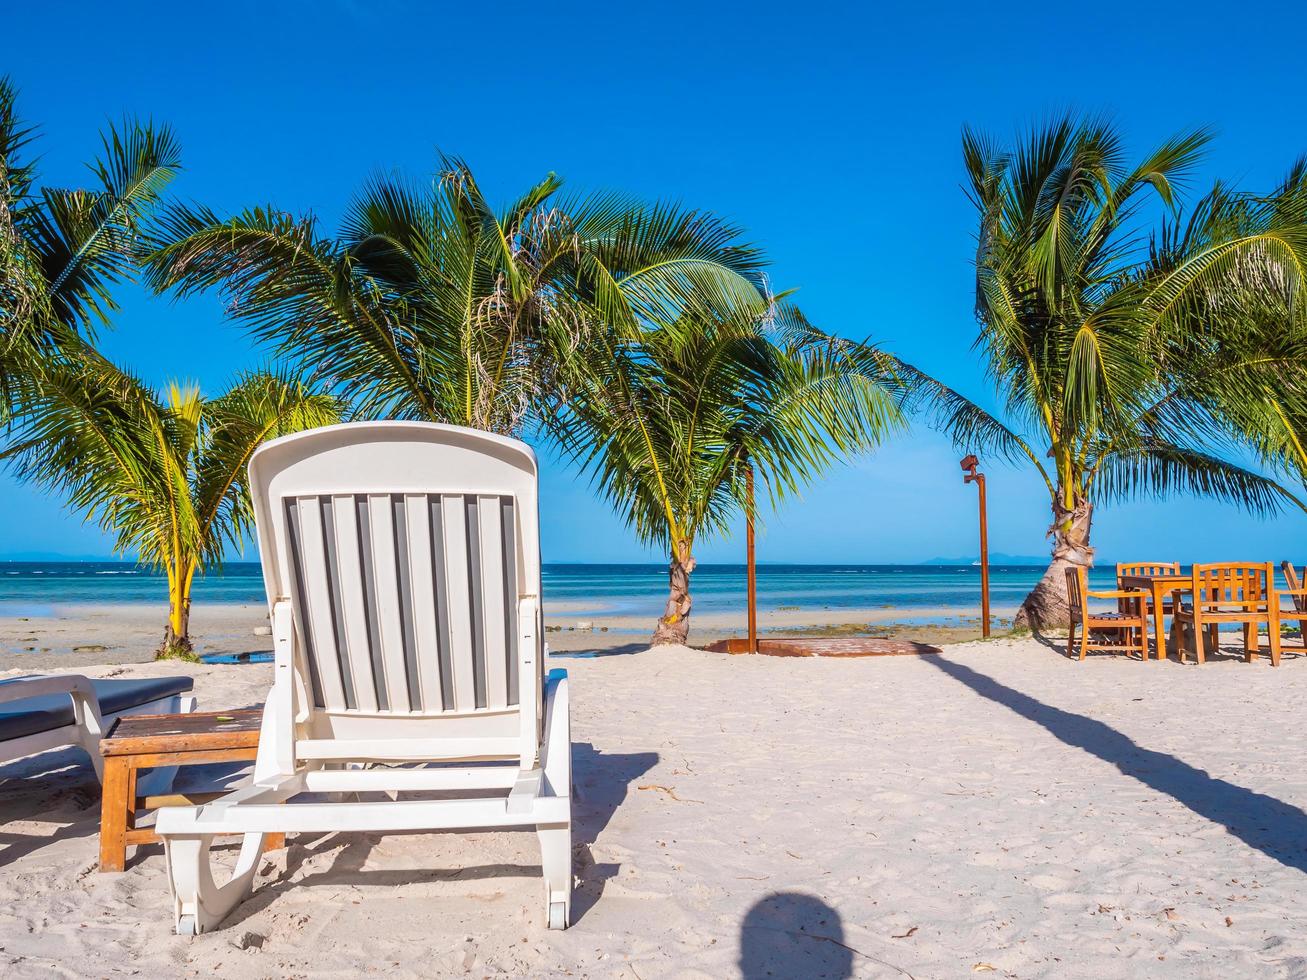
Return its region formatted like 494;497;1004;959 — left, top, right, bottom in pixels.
159;559;196;658
652;539;696;646
1015;490;1094;631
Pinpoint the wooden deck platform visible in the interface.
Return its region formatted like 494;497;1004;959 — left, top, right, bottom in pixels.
703;637;942;657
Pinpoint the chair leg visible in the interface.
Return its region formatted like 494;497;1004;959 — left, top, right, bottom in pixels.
1192;621;1207;665
1079;622;1090;661
1066;621;1076;659
537;825;571;929
1269;619;1282;667
165;831;268;935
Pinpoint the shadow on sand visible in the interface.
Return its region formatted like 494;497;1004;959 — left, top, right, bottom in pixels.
547;642;650;659
925;654;1307;874
212;741;657;929
738;892;853;979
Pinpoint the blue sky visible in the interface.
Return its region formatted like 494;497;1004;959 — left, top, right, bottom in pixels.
4;0;1307;565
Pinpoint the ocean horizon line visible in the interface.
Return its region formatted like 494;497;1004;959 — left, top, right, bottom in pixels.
0;557;1058;568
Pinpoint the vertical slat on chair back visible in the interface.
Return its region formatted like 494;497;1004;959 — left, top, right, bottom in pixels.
283;491;521;714
1282;562;1307;612
1193;562;1270;608
1116;561;1181;581
1064;567;1086;619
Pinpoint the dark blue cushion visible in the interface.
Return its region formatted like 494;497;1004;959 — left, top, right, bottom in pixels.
0;676;194;743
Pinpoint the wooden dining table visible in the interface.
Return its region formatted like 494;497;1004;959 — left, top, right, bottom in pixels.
1118;573;1193;660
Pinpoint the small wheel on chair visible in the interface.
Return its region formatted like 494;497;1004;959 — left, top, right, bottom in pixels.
177;914;199;937
548;900;568;930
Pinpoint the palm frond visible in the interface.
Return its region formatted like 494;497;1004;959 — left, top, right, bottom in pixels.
1089;439;1302;515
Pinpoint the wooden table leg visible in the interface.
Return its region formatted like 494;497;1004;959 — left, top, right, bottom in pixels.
1152;585;1167;661
99;757;131;873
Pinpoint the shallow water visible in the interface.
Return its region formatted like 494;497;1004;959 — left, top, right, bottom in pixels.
0;560;1117;616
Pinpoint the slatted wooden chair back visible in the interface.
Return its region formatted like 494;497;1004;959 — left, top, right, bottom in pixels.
248;422;542;765
1191;562;1272;611
1281;562;1307;612
1064;567;1088;622
1116;561;1181;581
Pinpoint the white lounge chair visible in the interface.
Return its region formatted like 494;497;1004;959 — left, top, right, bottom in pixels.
0;674;195;780
157;422;572;935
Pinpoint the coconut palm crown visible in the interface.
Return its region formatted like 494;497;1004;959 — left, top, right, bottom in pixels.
1;357;342;657
554;296;907;644
146;157;767;436
0;76;180;413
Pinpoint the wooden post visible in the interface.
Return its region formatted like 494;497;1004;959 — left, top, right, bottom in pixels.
961;456;991;638
976;472;990;638
746;463;758;653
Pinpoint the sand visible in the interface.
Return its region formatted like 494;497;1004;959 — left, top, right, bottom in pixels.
0;602;999;669
2;625;1306;977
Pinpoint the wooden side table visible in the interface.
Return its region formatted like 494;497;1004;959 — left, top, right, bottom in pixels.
98;709;284;872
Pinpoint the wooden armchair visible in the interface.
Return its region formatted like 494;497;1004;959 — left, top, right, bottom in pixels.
1172;562;1281;666
1116;560;1182;616
1065;567;1149;660
1276;562;1307;654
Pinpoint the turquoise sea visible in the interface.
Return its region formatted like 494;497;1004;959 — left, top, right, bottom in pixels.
0;561;1120;619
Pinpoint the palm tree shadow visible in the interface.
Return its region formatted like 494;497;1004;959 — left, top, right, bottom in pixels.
547;642;650;659
1027;625;1066;652
214;741;657;929
925;655;1307;872
739;892;853;979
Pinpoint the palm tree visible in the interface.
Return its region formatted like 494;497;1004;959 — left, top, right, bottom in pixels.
906;116;1307;630
553;297;906;645
145;158;767;435
1;357;341;657
0;76;180;411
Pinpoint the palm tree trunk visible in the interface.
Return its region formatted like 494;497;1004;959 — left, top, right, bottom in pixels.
1015;490;1094;631
651;539;697;646
157;559;196;658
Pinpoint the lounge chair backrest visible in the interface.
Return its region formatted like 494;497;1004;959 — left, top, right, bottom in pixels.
249;422;542;764
1281;562;1307;612
1191;562;1272;610
1116;561;1181;581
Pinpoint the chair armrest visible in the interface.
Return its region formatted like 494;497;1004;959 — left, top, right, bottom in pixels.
1087;589;1149;600
0;673;97;705
540;669;570;799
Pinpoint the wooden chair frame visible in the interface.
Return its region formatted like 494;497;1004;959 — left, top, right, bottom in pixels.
1275;562;1307;655
1172;562;1281;666
1116;561;1182;644
1065;567;1149;660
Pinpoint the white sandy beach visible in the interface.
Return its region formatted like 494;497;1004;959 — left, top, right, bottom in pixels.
2;629;1305;978
0;602;997;670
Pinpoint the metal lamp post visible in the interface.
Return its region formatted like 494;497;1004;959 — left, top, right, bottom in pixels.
960;455;991;638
